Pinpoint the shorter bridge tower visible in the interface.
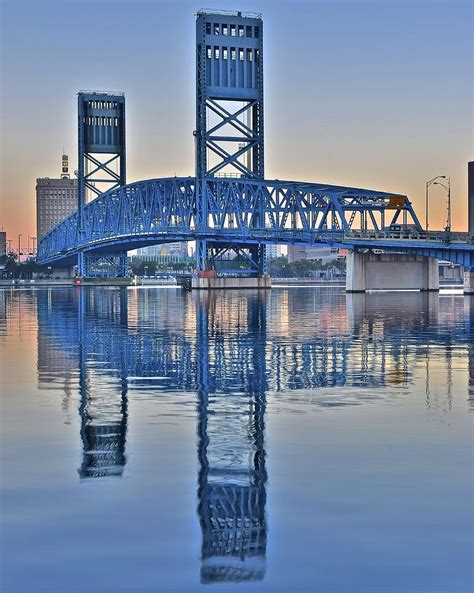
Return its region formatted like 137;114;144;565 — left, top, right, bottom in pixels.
77;91;127;277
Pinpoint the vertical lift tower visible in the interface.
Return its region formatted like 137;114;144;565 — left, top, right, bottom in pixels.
77;91;126;277
195;10;268;283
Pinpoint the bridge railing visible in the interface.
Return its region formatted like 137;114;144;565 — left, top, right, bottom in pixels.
344;230;469;243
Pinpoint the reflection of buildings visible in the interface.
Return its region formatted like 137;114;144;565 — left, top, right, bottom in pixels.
196;293;267;583
37;289;78;413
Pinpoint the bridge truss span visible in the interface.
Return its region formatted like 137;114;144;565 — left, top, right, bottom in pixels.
37;176;424;266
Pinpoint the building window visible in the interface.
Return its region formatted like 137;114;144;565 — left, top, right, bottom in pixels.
223;47;228;60
230;47;236;60
206;46;211;59
222;24;228;36
238;48;244;61
213;23;220;35
247;49;253;61
246;25;252;37
238;25;244;37
255;26;260;38
230;24;236;36
214;47;220;59
206;23;211;34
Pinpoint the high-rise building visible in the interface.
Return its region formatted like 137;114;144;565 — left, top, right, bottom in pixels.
0;231;6;257
36;155;77;240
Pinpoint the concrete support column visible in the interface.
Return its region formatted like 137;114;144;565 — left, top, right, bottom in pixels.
346;253;366;292
464;270;474;295
425;257;440;291
346;252;439;292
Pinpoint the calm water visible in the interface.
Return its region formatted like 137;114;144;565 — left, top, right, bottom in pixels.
0;287;473;593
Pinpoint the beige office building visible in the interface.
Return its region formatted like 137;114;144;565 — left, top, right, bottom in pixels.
36;155;77;240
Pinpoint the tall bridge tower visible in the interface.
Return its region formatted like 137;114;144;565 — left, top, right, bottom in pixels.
77;91;126;276
195;9;266;276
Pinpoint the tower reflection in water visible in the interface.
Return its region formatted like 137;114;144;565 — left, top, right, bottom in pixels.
77;289;129;478
196;292;267;583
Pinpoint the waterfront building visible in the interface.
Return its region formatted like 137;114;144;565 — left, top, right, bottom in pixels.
287;245;347;263
0;231;6;257
135;243;189;264
265;244;279;260
36;154;77;240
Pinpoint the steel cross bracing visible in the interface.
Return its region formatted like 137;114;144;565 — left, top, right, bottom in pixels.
37;176;474;270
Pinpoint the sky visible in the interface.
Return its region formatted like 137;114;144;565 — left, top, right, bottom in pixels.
0;0;472;242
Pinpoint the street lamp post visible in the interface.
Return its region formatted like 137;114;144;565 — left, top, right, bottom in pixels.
425;175;446;232
433;177;451;235
18;234;22;261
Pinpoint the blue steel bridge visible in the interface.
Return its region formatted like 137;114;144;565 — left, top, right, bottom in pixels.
38;175;474;270
36;9;474;278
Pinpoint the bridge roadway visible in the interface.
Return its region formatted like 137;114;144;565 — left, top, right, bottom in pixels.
37;176;474;270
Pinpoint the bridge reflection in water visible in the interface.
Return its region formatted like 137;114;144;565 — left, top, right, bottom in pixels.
33;286;474;583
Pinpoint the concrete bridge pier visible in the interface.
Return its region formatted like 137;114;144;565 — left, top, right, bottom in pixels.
346;252;439;293
464;271;474;295
44;266;75;279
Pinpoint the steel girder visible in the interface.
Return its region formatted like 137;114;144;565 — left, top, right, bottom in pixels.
37;176;474;269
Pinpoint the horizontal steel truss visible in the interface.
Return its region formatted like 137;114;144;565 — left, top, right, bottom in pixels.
78;252;128;277
37;176;473;269
200;243;266;275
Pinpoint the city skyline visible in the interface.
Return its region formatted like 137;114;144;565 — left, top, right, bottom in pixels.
0;0;472;240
